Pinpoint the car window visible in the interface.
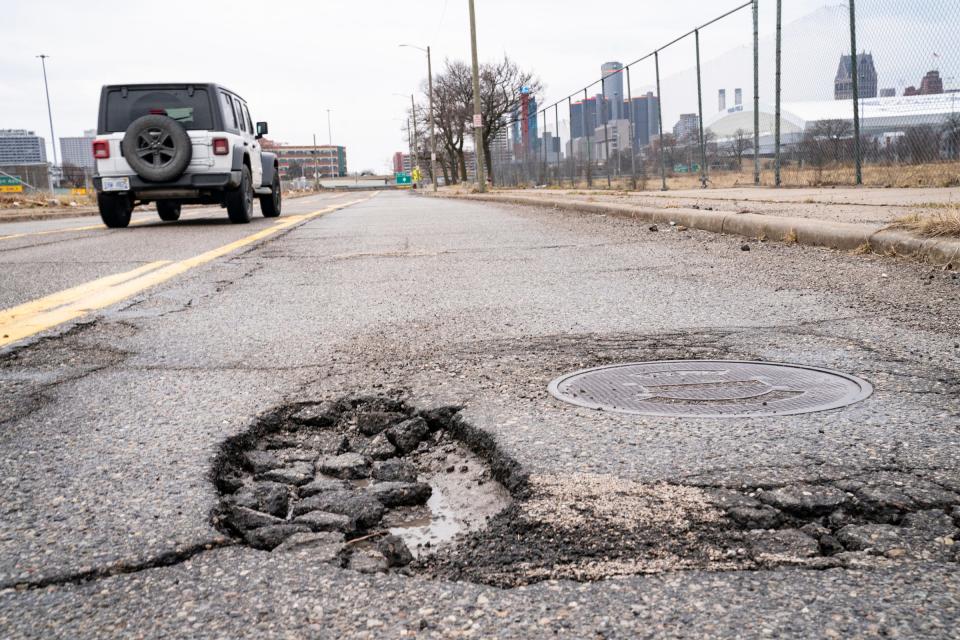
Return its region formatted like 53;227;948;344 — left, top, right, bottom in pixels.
105;87;213;132
232;99;246;134
219;92;237;131
241;104;254;134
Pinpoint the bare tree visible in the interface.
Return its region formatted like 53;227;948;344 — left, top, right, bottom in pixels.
477;56;542;185
725;128;754;170
430;60;473;184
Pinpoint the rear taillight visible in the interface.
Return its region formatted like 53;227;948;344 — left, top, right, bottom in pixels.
212;138;229;155
92;140;110;159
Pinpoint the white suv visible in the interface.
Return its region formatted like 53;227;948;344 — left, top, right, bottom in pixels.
92;83;281;227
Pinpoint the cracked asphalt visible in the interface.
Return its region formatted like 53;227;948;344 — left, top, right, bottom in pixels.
1;191;958;638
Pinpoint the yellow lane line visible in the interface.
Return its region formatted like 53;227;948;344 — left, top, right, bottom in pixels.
0;196;370;348
0;193;349;242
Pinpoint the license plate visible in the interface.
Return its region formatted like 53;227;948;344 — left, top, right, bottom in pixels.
102;177;130;192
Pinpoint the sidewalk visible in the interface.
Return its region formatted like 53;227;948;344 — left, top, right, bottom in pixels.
438;186;960;266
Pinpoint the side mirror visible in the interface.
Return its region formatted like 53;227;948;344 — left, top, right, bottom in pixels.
256;121;268;138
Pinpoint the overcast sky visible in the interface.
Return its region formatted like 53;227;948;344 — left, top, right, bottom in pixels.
3;0;846;171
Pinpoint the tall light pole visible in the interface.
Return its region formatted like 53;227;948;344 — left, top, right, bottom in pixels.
326;109;332;146
37;54;58;169
468;0;486;191
400;44;439;192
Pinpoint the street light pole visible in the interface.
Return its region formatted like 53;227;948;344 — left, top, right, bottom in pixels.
468;0;486;192
37;55;58;171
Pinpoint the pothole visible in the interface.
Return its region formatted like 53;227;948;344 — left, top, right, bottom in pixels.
211;395;512;574
212;394;958;587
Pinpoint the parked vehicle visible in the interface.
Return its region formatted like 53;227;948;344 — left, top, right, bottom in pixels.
92;83;281;227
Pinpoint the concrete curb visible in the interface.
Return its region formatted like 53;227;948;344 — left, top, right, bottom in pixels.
0;208;99;223
442;193;960;267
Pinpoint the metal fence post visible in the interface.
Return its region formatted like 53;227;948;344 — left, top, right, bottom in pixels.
584;88;593;187
695;29;708;188
774;0;782;186
554;103;561;187
568;97;576;187
542;110;548;185
849;0;863;185
626;65;638;190
602;77;612;188
753;0;761;185
655;51;667;191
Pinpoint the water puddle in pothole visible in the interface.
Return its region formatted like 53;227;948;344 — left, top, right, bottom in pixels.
387;448;511;558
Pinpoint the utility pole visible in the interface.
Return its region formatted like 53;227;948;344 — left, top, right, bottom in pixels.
326;110;332;146
410;93;419;187
37;54;58;194
426;46;438;192
468;0;486;191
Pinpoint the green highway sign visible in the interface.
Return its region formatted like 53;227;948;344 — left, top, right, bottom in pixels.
395;173;411;185
0;176;21;186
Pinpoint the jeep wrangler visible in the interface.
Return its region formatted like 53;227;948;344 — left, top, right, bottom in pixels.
92;83;281;227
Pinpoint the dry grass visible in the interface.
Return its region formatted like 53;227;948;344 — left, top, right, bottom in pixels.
529;161;960;192
889;209;960;238
783;228;798;244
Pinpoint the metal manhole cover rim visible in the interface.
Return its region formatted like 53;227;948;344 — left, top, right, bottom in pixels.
548;359;874;418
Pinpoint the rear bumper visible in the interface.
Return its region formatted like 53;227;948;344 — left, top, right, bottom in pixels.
93;171;242;196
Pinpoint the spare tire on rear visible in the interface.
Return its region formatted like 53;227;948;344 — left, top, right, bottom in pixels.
121;114;192;182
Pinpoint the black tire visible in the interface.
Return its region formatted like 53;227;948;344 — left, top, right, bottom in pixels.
259;173;282;218
97;193;133;228
156;201;181;221
121;115;192;182
225;165;253;224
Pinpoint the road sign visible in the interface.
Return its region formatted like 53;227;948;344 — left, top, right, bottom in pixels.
473;114;482;127
395;172;411;185
0;176;21;186
0;185;23;193
412;167;422;183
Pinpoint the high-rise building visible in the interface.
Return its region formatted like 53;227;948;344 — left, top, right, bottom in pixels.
719;89;727;112
835;53;878;100
59;129;97;169
602;62;625;121
0;129;47;165
273;144;347;179
673;114;700;141
511;95;539;157
734;88;743;107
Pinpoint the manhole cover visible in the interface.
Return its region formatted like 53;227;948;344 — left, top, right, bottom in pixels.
548;360;873;418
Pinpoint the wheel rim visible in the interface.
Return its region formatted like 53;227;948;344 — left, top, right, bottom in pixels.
273;178;280;209
135;127;177;169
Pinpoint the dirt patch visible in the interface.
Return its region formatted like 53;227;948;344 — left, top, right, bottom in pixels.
417;470;960;588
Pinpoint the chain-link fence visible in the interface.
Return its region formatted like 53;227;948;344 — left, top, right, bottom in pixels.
486;0;959;191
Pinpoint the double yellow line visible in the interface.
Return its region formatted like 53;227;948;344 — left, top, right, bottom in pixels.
0;197;369;348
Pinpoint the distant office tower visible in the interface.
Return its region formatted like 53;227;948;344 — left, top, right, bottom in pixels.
569;96;599;140
623;92;659;148
0;129;46;165
511;95;539;156
734;88;743;107
835;53;878;100
59;129;97;169
879;88;896;98
919;70;944;95
719;89;727;112
673;114;700;141
602;62;625;121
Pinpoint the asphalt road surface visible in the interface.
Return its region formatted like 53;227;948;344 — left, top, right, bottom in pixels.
1;191;958;638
